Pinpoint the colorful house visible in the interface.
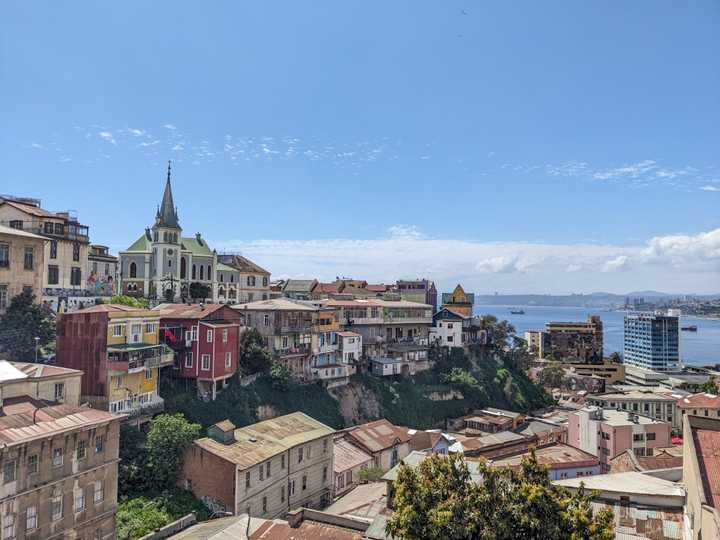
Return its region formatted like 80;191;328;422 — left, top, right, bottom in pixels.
441;284;474;317
56;304;173;421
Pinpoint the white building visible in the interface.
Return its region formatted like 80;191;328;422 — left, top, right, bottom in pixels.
430;308;464;348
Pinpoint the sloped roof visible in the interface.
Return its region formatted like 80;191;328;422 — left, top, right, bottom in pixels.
334;438;372;474
283;279;318;293
346;419;411;453
233;298;318;312
554;471;685;498
433;307;468;321
314;282;345;294
218;254;270;275
693;425;720;510
610;447;683;474
677;393;720;409
155;303;237;320
71;303;144;314
216;262;237;272
123;232;151;253
0;224;47;241
490;443;598;470
0;199;58;218
181;236;214;256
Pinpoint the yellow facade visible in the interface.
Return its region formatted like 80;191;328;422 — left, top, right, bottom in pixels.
441;284;473;317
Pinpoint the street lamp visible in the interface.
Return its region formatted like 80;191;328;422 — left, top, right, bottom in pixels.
34;336;40;363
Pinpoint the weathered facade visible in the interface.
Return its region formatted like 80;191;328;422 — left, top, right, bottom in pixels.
0;224;46;314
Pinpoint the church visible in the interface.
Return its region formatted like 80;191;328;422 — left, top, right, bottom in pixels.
119;164;271;304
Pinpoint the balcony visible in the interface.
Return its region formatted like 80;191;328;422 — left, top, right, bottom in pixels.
276;343;312;359
110;392;165;417
107;344;175;373
1;218;90;243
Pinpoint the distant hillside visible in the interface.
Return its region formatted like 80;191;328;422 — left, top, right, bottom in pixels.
474;292;720;308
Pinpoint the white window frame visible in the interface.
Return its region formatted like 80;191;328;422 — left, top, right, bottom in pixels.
52;448;63;468
74;489;85;512
201;354;211;371
225;352;232;368
25;506;37;531
112;324;123;337
185;352;193;368
207;329;213;343
222;329;228;343
94;481;104;504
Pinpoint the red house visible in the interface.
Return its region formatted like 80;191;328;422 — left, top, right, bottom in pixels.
158;304;242;400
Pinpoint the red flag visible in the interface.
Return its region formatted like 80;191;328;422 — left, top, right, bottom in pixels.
164;329;177;343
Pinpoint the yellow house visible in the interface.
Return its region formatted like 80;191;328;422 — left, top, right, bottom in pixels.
56;304;174;423
441;284;474;317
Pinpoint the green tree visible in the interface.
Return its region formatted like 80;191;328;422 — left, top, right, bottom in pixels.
238;328;271;375
118;424;149;497
387;452;614;540
145;414;201;492
269;362;292;391
116;497;171;540
692;379;718;394
441;367;479;389
0;288;55;361
189;282;211;301
358;465;385;482
101;295;150;309
539;362;568;389
608;352;622;364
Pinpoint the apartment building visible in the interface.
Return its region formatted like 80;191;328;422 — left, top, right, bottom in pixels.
344;419;412;472
281;279;318;300
0;362;122;540
624;312;680;371
396;279;437;312
215;254;270;304
430;308;464;348
56;304;173;420
87;244;118;296
0;224;46;314
683;415;720;540
566;361;625;384
157;303;241;400
333;437;372;497
321;298;432;364
489;442;601;480
180;412;335;517
568;406;672;470
525;316;603;363
588;390;678;430
0;360;82;405
0;195;90;298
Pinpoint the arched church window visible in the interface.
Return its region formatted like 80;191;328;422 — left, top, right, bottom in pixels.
192;265;196;279
200;265;204;280
129;262;137;278
181;258;186;279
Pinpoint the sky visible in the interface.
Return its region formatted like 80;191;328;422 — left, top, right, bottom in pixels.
1;1;719;295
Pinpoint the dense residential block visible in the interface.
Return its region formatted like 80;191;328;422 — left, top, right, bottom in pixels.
180;412;335;517
157;303;242;399
0;224;46;314
0;195;90;301
396;279;437;312
56;304;173;420
683;415;720;540
588;389;678;429
216;254;271;304
0;361;122;540
344;419;412;471
524;315;604;363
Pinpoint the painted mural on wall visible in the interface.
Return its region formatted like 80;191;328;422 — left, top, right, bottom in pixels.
87;270;115;296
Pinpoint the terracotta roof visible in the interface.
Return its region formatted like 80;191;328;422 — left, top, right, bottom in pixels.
0;199;58;219
0;397;120;446
490;443;599;470
233;298;318;312
408;430;443;452
677;393;720;409
218;254;270;275
321;298;431;309
313;283;344;294
250;519;363;540
10;361;82;379
155;303;235;320
610;447;683;473
694;427;720;509
333;438;372;474
346;419;411;454
0;224;48;241
365;284;388;292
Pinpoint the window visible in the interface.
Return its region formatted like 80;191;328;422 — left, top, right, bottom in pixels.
2;513;14;539
54;382;65;401
180;258;186;279
323;438;328;454
8;220;22;229
95;436;105;454
192;265;196;279
225;352;232;368
266;462;271;478
322;466;327;483
144;369;152;380
259;465;264;481
262;496;267;513
302;475;307;491
289;479;295;496
245;471;251;489
263;314;270;327
263;276;268;287
247;276;256;286
77;440;87;460
0;244;8;268
281;454;286;469
52;447;63;468
201;355;210;370
346;471;352;485
70;267;82;286
3;460;15;483
51;490;63;521
185;352;193;368
47;264;59;285
74;489;85;511
298;447;303;463
129;262;137;278
280;485;285;502
222;329;228;343
94;481;104;503
200;265;204;280
646;432;656;441
207;265;211;279
25;506;37;531
207;329;213;343
27;455;38;476
72;242;80;262
0;286;6;311
112;324;122;337
24;247;34;270
191;326;198;341
633;434;645;442
105;263;109;276
145;323;156;333
601;431;610;440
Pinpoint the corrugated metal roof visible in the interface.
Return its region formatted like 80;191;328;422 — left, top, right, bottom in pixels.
346;419;410;453
334;438;372;474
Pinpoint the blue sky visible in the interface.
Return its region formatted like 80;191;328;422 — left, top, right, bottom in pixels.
2;1;719;294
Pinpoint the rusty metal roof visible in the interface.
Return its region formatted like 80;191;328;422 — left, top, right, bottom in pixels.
334;438;372;474
693;427;720;510
346;419;410;454
489;442;599;470
194;412;334;469
0;397;120;446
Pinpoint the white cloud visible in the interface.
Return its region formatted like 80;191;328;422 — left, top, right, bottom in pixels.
127;128;145;137
639;229;720;267
565;264;583;273
139;140;161;147
172;143;184;151
476;256;524;274
700;185;720;192
164;124;177;130
387;225;422;239
30;143;45;149
602;255;630;272
98;131;116;145
593;160;657;181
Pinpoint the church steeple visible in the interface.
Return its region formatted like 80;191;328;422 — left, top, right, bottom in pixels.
155;161;180;229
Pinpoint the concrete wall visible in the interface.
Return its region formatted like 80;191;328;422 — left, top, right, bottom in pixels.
0;230;45;313
0;372;82;406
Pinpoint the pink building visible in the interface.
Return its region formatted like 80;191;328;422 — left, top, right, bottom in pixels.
568;406;672;471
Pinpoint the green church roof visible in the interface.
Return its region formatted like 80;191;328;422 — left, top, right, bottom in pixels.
181;236;214;257
124;233;151;253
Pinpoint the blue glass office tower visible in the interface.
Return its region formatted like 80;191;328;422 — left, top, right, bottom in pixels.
623;312;680;371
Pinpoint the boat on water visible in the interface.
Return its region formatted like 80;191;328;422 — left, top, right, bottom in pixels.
681;325;698;332
509;309;525;315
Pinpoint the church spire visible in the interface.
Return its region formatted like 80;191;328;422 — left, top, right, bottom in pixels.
155;161;180;229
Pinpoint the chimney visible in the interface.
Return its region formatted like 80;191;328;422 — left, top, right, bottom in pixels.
286;509;304;529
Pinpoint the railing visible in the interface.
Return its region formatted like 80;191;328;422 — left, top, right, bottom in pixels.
0;219;90;243
111;393;165;416
108;347;175;372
